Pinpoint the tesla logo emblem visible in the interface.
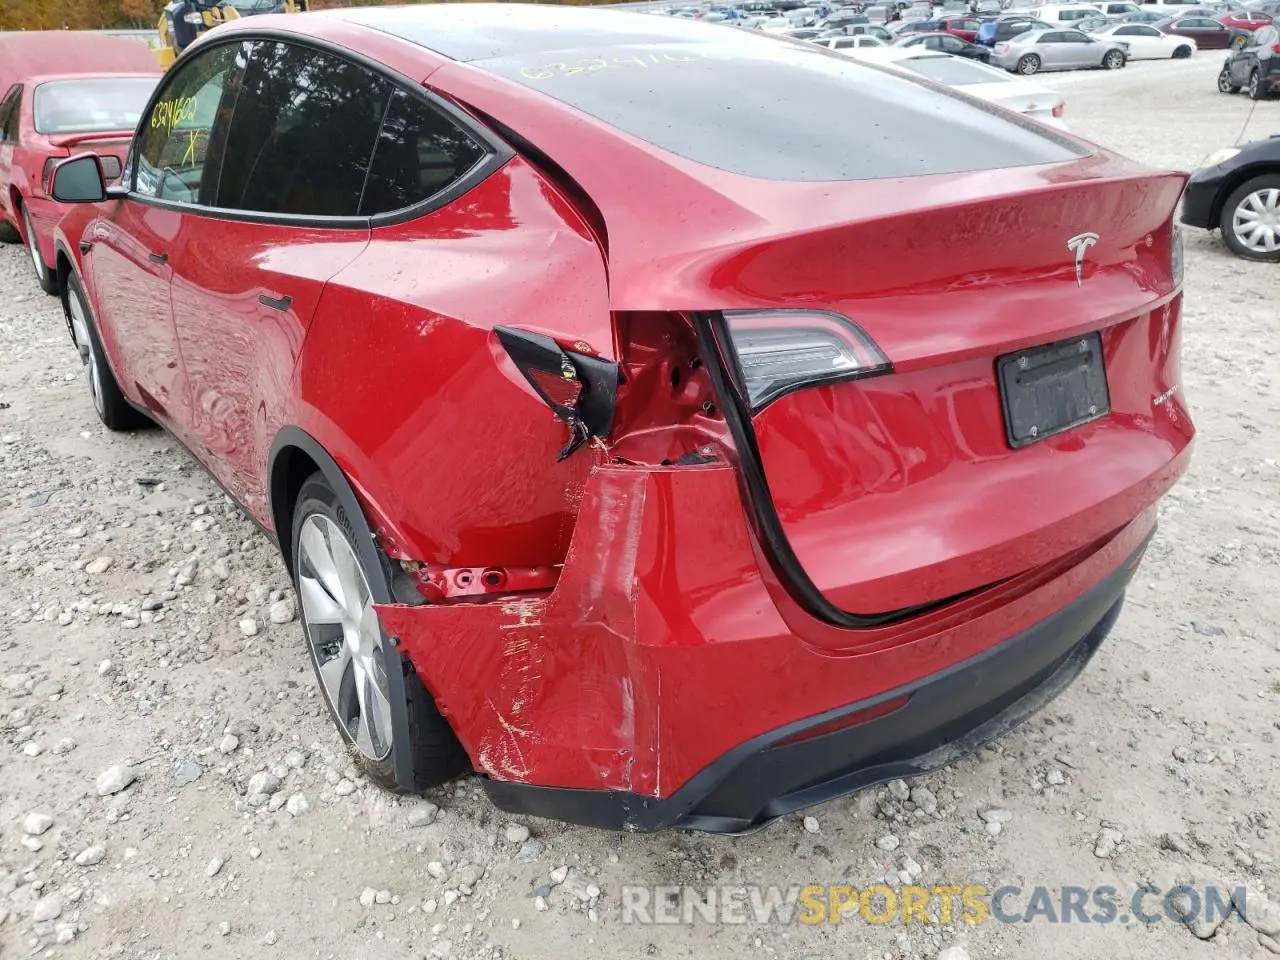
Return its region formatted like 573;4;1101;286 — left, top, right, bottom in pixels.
1066;232;1099;287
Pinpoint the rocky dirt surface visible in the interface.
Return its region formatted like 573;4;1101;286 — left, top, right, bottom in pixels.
1;52;1278;960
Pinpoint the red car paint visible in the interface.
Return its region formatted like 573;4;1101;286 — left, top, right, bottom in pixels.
51;5;1193;830
1217;10;1273;31
938;16;983;41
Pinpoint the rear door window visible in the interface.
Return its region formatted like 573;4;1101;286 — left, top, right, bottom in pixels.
483;37;1084;182
215;41;390;217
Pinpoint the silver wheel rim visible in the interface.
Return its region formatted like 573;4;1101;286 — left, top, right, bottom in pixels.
22;207;45;281
1020;57;1037;74
1219;71;1232;91
1232;187;1280;254
297;514;394;762
67;289;104;416
1249;73;1259;96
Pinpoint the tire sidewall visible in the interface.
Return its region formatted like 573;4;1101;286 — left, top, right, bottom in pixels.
64;271;136;428
290;475;417;790
1018;54;1039;74
1249;70;1262;99
20;202;54;292
1219;174;1280;262
1104;50;1124;69
1218;68;1236;92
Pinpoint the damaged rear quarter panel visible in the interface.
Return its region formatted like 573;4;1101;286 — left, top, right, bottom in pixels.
374;461;770;796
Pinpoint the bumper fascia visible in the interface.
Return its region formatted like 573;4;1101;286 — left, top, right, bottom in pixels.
481;532;1144;833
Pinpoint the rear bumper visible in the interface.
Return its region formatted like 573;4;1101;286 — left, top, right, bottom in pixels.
484;538;1140;832
375;461;1162;832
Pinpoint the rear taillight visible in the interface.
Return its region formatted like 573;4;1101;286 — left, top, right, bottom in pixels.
995;41;1009;51
42;158;56;193
721;310;891;410
1052;101;1065;118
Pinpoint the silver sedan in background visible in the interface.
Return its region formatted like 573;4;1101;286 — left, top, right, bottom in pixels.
992;27;1130;74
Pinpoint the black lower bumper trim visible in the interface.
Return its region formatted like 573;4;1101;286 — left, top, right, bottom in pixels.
481;534;1150;833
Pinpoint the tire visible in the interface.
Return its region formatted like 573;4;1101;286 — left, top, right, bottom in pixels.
1102;49;1125;70
1016;54;1040;75
0;219;19;243
1172;45;1192;59
291;472;469;792
19;202;57;295
1219;67;1242;93
1248;69;1266;100
63;272;149;430
1219;174;1280;263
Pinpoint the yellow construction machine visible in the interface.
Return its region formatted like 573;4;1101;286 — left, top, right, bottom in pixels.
155;0;307;69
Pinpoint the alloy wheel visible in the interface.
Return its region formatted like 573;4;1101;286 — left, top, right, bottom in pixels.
1249;71;1260;98
1218;69;1235;92
297;514;395;762
67;289;104;417
1231;187;1280;255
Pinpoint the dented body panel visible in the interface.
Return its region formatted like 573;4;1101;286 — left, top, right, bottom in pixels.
377;460;1158;815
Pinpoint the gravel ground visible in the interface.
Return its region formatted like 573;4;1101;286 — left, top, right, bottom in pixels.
1;53;1279;960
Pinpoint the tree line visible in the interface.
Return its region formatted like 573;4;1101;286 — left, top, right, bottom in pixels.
1;0;610;32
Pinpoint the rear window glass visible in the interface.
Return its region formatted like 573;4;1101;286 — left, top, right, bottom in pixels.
33;77;157;135
481;38;1085;181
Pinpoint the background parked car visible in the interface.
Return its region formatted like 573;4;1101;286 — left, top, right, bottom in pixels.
1092;21;1198;54
936;14;983;38
1217;8;1275;29
895;30;995;57
1217;22;1280;94
1182;135;1280;259
976;15;1054;45
0;32;158;284
816;31;891;45
1037;4;1108;22
1156;13;1250;45
994;27;1130;72
1097;1;1145;15
1121;8;1174;19
853;47;1067;122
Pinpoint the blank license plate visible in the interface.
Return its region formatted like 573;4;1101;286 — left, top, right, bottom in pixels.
996;333;1110;448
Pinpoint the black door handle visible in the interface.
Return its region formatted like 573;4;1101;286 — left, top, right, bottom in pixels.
149;252;168;264
259;294;292;311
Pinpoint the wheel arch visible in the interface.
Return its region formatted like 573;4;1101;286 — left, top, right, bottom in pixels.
267;427;354;579
1211;163;1280;228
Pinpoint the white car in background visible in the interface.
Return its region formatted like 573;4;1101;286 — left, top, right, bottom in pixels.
1089;21;1198;56
814;33;891;48
848;48;1069;127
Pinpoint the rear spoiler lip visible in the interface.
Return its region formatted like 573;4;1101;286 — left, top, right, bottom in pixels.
45;131;135;148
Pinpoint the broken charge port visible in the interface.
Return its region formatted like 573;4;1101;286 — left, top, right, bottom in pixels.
400;561;560;604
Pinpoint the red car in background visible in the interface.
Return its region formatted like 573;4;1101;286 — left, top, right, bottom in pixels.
1157;14;1251;47
48;5;1192;832
1217;9;1274;31
938;14;984;40
0;33;159;292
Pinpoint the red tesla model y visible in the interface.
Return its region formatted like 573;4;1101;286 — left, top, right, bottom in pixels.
48;4;1192;832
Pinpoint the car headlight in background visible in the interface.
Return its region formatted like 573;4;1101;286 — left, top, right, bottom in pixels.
1198;147;1241;169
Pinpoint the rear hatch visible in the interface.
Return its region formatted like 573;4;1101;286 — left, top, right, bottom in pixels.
441;28;1193;621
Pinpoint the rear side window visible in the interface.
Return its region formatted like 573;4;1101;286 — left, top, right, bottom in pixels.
360;88;487;215
0;85;20;144
483;38;1084;182
215;41;390;216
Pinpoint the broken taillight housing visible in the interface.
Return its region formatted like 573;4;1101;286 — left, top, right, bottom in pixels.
721;310;891;411
495;326;618;460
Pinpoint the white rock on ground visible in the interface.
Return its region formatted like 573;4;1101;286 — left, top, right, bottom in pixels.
95;764;136;796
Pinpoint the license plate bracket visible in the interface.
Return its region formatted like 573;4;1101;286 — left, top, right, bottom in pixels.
996;333;1110;449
